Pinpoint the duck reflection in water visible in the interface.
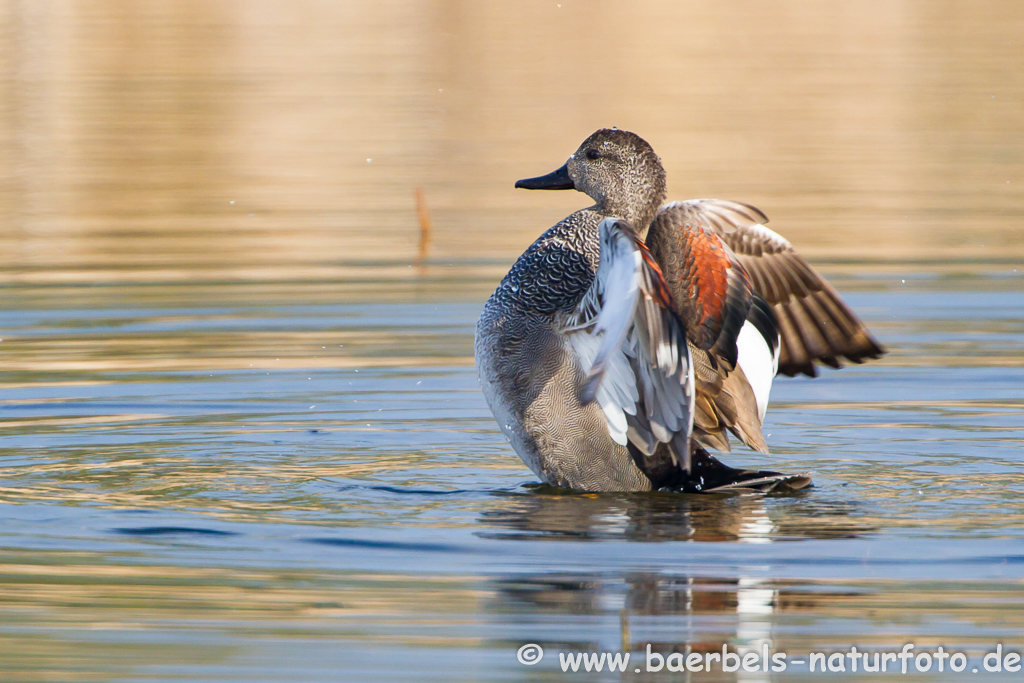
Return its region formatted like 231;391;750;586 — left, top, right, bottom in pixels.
481;485;870;542
488;568;865;681
480;490;872;681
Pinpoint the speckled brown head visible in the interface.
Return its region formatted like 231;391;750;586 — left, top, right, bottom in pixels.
515;128;668;232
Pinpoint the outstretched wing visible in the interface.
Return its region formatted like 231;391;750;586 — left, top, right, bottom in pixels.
562;218;695;471
655;199;885;377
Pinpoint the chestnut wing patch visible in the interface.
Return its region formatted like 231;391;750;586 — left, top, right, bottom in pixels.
647;203;753;371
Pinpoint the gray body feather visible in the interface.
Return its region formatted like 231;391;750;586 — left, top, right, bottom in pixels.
475;209;653;491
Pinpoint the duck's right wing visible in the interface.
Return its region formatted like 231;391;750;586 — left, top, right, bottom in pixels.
561;218;695;472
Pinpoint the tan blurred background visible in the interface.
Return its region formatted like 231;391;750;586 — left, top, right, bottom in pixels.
1;0;1022;284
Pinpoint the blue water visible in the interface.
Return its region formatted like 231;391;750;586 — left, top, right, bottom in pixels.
1;265;1022;681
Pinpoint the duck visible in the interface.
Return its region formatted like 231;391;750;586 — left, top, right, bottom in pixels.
475;129;884;493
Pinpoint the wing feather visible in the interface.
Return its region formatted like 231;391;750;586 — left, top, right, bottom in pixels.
563;218;695;471
647;202;754;372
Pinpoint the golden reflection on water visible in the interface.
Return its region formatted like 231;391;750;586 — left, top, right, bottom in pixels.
2;0;1023;279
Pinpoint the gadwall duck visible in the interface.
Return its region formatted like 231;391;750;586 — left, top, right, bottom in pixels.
475;129;884;492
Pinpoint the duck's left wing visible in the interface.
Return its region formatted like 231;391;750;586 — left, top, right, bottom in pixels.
653;199;885;377
647;201;780;456
562;218;695;471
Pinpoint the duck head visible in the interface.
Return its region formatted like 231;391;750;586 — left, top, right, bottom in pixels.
515;128;667;232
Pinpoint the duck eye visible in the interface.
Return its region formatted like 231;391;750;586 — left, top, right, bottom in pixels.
586;149;601;160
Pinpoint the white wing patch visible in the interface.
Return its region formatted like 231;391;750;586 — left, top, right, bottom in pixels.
735;320;780;421
563;218;695;470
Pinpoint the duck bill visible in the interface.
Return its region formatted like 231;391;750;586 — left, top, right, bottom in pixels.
514;163;575;190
